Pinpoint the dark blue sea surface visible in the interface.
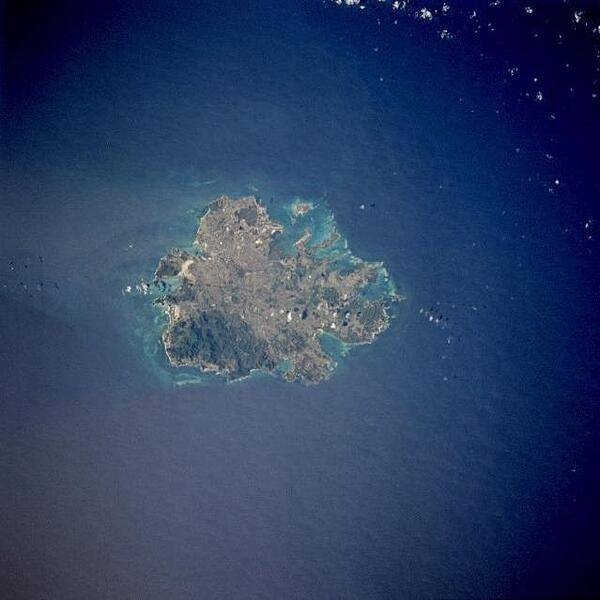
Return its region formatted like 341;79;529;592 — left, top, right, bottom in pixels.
2;1;599;598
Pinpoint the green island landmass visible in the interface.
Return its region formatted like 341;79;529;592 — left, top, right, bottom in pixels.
152;195;400;383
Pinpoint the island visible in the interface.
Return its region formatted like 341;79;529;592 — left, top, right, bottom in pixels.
152;195;400;383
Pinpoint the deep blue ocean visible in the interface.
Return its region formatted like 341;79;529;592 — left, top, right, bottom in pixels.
2;1;599;598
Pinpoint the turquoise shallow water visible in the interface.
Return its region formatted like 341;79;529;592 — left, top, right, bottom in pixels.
1;1;599;598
